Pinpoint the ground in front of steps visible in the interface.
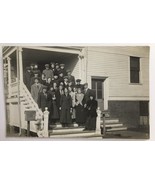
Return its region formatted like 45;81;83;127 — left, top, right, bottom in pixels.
6;128;149;140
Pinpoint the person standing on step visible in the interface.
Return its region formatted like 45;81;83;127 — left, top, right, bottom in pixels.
68;86;76;123
83;92;98;131
31;77;43;103
55;63;60;75
63;76;69;88
60;88;72;127
47;90;59;127
75;88;85;126
58;71;64;86
83;83;92;122
75;79;83;91
24;66;32;91
50;62;56;74
30;73;41;87
43;64;54;80
55;84;64;111
33;64;41;77
67;70;75;86
59;63;67;76
40;73;47;86
37;86;48;112
30;63;35;77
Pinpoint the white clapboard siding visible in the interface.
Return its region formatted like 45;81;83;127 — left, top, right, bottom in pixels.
86;46;149;99
65;56;79;81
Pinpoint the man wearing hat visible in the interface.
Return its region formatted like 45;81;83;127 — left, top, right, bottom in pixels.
55;63;60;75
67;70;75;86
63;76;69;88
30;73;41;86
59;63;67;76
75;79;83;90
43;64;54;80
37;86;48;111
33;63;41;77
52;72;59;86
58;71;64;85
24;66;32;91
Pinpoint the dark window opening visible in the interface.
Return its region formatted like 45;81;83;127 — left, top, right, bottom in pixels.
92;79;104;99
130;56;140;83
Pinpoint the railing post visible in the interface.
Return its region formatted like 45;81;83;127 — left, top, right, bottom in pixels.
96;107;101;134
7;57;11;98
43;107;49;137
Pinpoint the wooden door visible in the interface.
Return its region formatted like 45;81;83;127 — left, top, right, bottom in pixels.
91;78;105;111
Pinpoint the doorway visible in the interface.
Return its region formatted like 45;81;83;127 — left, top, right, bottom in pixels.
91;77;106;111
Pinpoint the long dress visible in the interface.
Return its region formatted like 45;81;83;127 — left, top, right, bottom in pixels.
60;94;72;126
75;93;85;126
37;92;48;111
48;92;59;124
85;99;98;130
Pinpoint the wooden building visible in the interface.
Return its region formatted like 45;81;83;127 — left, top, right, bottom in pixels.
3;46;149;137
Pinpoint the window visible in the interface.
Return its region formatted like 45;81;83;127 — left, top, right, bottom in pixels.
92;79;103;99
130;56;140;83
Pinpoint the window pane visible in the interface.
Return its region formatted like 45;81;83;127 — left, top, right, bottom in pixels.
92;80;96;89
97;90;102;99
130;56;140;70
97;81;102;89
130;70;139;83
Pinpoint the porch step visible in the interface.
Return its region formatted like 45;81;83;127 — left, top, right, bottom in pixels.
49;127;85;135
101;119;119;124
105;123;123;128
50;131;101;138
106;127;127;132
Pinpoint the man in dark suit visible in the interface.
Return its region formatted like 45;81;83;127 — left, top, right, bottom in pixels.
37;86;48;111
83;83;92;105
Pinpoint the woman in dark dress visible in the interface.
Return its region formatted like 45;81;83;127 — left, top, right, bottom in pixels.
47;87;59;126
60;88;72;127
84;93;98;131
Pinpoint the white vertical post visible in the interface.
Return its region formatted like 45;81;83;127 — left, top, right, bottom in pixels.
7;57;11;97
43;107;49;137
96;107;101;134
78;48;87;83
18;47;23;94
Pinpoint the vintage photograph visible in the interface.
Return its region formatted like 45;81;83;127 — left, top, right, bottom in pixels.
2;46;149;139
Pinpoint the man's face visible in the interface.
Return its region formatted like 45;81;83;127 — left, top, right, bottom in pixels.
30;65;33;69
34;65;38;69
35;79;39;84
54;75;58;79
60;66;64;69
59;73;63;77
67;72;71;76
43;88;47;93
56;65;59;69
45;66;49;70
51;64;55;68
84;84;88;89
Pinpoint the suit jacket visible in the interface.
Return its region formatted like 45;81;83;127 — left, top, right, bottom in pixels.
83;88;92;104
31;83;43;103
37;92;48;111
60;94;72;110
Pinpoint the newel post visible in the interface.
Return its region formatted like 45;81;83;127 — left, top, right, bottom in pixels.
96;107;101;134
43;107;49;137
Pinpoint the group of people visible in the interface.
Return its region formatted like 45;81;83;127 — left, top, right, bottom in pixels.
24;62;98;131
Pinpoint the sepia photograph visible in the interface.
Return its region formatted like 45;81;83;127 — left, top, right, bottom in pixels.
2;46;149;139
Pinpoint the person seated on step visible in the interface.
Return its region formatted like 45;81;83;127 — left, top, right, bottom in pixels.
42;64;54;80
83;92;98;131
67;70;75;86
31;77;43;103
37;86;48;112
